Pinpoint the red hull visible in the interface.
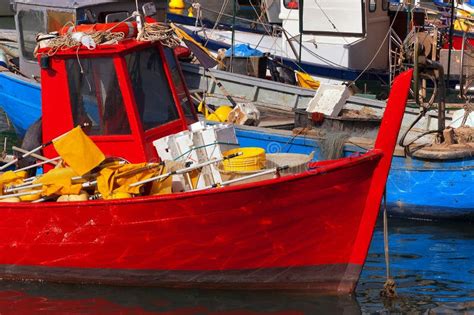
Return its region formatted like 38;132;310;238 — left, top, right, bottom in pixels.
0;70;413;294
0;153;380;293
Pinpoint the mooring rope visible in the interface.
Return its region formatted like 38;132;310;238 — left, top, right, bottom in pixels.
380;188;397;298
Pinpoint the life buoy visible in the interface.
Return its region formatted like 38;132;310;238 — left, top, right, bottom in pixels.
59;22;138;38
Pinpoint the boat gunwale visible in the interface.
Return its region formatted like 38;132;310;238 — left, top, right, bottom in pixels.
0;150;383;209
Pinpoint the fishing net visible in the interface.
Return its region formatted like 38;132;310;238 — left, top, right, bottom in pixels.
319;131;350;160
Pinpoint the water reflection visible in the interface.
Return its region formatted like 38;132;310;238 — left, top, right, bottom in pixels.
0;282;360;314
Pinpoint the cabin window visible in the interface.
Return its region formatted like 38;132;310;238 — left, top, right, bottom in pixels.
66;58;131;136
125;48;180;131
18;9;46;61
369;0;377;12
382;0;389;11
163;48;197;123
283;0;299;9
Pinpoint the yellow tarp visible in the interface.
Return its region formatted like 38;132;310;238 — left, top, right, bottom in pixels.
96;163;161;199
35;167;82;196
296;71;320;90
0;171;28;195
53;126;105;176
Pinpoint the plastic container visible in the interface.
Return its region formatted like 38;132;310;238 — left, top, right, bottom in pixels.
222;147;266;172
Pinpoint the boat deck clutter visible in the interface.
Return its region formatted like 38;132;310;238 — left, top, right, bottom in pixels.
0;122;310;203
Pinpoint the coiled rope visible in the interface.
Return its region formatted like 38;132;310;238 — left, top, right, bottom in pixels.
137;23;181;48
36;22;181;57
35;31;126;57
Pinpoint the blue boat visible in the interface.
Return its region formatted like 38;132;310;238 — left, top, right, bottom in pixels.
236;127;474;220
0;73;41;137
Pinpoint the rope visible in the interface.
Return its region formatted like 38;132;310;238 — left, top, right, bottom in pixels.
137;23;181;48
353;3;403;83
380;189;397;299
36;31;126;57
203;0;229;46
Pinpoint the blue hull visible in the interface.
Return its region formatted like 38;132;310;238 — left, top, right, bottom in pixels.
236;128;474;220
0;75;472;220
0;73;41;137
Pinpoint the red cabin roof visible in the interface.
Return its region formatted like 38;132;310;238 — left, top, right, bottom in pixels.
39;39;197;164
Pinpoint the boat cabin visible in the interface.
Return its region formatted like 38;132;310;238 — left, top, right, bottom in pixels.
278;0;390;71
12;0;168;78
39;39;197;163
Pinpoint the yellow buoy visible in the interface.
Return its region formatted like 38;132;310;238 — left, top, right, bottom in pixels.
0;197;20;203
57;192;89;202
206;106;233;122
187;7;194;17
169;0;185;9
222;147;266;172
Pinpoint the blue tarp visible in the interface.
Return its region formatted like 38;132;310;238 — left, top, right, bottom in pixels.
225;44;263;57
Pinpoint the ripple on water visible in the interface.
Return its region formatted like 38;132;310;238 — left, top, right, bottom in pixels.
357;217;474;313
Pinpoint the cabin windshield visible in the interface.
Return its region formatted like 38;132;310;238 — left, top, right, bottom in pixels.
163;47;197;123
67;57;131;136
125;47;180;131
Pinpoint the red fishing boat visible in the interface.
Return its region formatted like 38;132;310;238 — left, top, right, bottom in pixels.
0;23;413;294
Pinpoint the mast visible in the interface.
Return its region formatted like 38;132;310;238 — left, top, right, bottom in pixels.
446;0;455;92
298;0;303;63
231;0;237;72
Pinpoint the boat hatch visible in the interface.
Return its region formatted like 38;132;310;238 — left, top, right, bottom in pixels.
40;40;197;164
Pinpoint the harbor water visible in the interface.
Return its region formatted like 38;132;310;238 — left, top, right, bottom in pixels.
0;217;470;313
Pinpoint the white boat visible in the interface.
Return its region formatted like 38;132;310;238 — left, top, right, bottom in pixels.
173;0;390;84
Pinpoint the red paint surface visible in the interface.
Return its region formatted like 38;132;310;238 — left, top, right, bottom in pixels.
443;35;474;50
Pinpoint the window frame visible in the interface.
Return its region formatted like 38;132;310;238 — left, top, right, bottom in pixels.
123;45;187;136
66;56;132;136
18;8;46;62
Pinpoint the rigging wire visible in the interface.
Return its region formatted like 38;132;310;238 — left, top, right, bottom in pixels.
204;0;230;45
353;3;403;83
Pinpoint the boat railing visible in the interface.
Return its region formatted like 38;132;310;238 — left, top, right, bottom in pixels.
459;30;474;101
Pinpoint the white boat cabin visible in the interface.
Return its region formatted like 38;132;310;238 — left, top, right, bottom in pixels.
279;0;390;71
